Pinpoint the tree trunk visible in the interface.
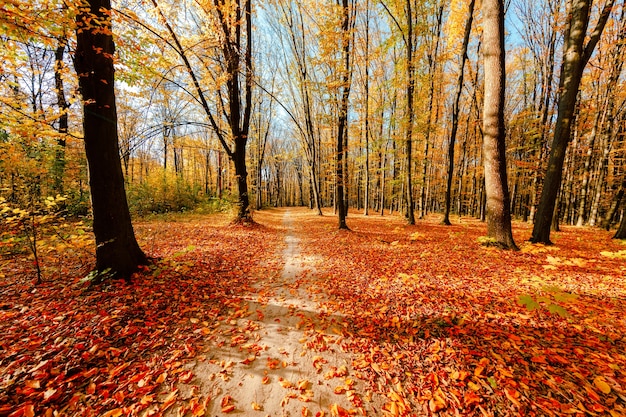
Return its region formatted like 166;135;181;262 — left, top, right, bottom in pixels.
614;187;626;239
336;0;353;230
363;0;370;216
604;185;624;230
74;0;147;278
443;0;474;225
404;0;415;225
531;0;616;243
53;35;68;194
482;0;517;250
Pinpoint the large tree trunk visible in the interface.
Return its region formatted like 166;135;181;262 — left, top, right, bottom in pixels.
482;0;517;250
443;0;475;225
404;0;416;225
531;0;616;243
74;0;147;278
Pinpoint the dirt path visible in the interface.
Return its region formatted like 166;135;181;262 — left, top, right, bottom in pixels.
172;209;382;416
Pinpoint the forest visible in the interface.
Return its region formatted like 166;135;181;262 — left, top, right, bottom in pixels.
1;0;626;416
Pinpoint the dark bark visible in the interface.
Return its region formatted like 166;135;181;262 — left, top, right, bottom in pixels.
74;0;147;278
614;186;626;239
604;186;623;230
53;35;68;194
531;0;616;243
336;0;354;230
482;0;517;250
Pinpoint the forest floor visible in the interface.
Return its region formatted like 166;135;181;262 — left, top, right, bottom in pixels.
1;207;626;416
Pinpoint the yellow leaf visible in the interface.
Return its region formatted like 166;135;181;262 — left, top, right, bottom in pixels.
279;378;294;388
429;397;446;412
468;381;481;391
251;402;262;411
140;394;154;405
161;390;178;411
594;376;611;394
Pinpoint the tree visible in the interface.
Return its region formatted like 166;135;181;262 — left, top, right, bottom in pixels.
530;0;616;243
403;0;416;225
442;0;475;225
150;0;254;222
335;0;356;230
52;30;69;194
481;0;517;249
74;0;147;277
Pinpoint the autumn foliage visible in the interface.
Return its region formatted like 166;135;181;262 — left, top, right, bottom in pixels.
2;209;626;416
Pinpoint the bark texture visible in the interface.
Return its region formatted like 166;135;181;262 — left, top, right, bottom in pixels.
74;0;147;277
482;0;517;250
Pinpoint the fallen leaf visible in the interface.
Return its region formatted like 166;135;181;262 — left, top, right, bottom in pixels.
593;377;611;394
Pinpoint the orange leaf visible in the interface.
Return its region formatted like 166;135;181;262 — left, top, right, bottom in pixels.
221;395;233;408
504;388;521;408
330;404;350;417
25;380;40;389
593;377;611;394
334;386;346;394
156;371;167;383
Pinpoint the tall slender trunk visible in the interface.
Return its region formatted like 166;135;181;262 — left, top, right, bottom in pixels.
363;0;370;215
443;0;474;225
404;0;415;224
53;35;69;194
336;0;353;230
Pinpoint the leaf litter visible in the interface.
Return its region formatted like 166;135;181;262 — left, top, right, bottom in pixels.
1;208;625;416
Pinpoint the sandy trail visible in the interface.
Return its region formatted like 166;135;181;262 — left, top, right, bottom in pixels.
171;209;381;416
